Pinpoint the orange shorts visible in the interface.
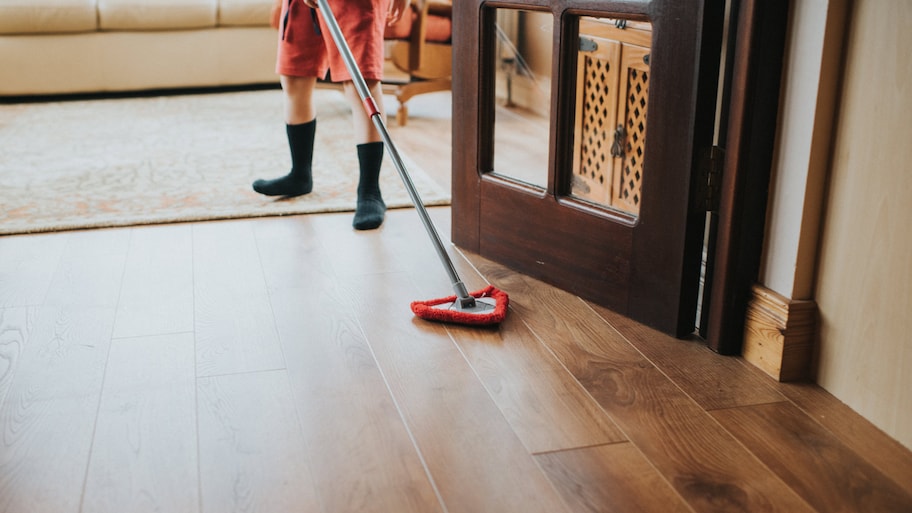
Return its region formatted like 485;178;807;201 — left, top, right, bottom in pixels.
276;0;389;82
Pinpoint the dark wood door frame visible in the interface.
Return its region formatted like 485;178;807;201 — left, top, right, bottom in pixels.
451;0;725;337
450;0;789;350
704;0;789;354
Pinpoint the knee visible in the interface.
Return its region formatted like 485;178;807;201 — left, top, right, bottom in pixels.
282;76;315;98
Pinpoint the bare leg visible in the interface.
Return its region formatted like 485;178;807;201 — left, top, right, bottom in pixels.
283;75;318;124
342;80;385;143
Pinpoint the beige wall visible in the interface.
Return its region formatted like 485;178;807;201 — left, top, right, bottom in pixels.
762;0;846;299
812;0;912;450
762;0;910;449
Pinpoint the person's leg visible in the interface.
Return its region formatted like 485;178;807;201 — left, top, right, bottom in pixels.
343;80;387;230
283;74;318;124
342;79;384;143
252;75;318;196
254;0;328;197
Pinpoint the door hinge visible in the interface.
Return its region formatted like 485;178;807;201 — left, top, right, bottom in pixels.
695;145;724;212
579;37;598;52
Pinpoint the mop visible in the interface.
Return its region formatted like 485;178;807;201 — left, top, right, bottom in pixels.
316;0;509;325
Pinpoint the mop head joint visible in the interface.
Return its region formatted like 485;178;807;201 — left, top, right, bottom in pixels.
410;285;509;325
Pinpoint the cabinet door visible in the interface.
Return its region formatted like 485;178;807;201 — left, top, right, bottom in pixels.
611;42;651;215
572;20;652;216
571;37;621;207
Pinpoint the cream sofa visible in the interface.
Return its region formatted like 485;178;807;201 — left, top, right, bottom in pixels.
0;0;280;96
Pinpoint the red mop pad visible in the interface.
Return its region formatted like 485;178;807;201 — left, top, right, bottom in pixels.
410;285;509;325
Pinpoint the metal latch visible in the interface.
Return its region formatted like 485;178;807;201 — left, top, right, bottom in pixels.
610;124;626;158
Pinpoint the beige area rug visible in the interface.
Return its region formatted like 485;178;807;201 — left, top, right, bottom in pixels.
0;88;449;236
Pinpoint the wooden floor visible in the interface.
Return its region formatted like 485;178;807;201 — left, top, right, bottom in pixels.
2;91;912;513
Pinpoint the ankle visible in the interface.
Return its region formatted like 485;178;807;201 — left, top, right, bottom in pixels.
356;141;384;199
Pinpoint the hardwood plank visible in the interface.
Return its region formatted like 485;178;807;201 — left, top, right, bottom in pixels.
267;279;444;513
446;318;627;454
193;220;285;377
388;208;624;454
779;381;912;496
377;207;463;301
0;232;66;307
308;211;411;278
43;228;130;308
427;206;453;239
343;270;572;513
252;215;334;292
536;443;692;513
83;332;198;513
0;306;115;513
470;256;815;513
0;307;31;412
112;224;194;338
592;304;787;411
0;229;129;511
197;369;322;513
711;401;912;512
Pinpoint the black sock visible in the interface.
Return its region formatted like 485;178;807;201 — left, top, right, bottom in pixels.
352;141;386;230
253;120;316;197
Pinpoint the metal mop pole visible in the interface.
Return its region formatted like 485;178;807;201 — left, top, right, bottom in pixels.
316;0;482;310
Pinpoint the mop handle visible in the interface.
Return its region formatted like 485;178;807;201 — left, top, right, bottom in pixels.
315;0;472;303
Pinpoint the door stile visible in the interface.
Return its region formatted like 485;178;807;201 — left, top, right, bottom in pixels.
451;0;484;252
705;0;788;353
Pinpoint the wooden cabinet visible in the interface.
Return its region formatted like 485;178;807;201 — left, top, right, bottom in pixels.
571;19;652;216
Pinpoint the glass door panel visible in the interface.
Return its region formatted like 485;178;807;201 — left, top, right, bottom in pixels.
490;8;552;189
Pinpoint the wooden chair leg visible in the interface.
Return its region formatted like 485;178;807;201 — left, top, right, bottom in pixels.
396;104;409;126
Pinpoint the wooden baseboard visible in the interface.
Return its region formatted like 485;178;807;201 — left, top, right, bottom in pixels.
742;284;817;381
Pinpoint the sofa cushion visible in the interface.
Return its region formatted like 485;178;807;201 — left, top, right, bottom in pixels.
218;0;272;27
0;0;97;34
383;6;451;43
98;0;217;31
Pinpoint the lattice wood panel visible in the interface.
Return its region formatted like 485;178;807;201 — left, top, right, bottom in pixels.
613;59;649;215
572;41;620;205
571;28;649;216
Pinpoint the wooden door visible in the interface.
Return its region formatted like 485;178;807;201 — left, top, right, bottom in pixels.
451;0;724;337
